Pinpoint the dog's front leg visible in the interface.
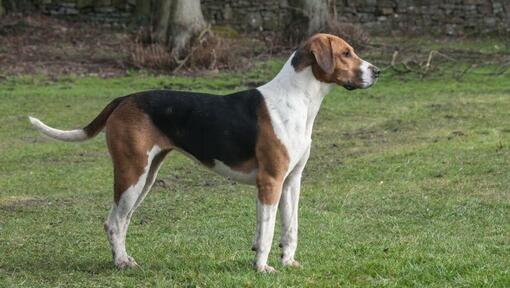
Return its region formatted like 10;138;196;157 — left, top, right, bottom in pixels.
253;177;283;273
279;174;302;267
279;148;309;268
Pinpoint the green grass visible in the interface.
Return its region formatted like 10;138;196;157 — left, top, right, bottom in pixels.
372;35;510;54
0;59;509;287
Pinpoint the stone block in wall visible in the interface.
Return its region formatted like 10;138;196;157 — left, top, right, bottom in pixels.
112;0;127;10
492;2;504;14
261;15;279;30
463;0;486;4
247;12;262;31
77;0;94;8
377;7;394;16
477;3;493;15
445;24;461;35
95;6;115;13
358;4;376;13
342;7;356;14
440;3;455;14
94;0;111;7
377;0;395;8
447;16;464;24
395;2;415;14
345;0;357;8
48;2;79;15
484;17;497;26
360;0;377;5
361;21;392;34
223;4;233;20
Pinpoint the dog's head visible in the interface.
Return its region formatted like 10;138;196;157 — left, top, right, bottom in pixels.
291;33;380;90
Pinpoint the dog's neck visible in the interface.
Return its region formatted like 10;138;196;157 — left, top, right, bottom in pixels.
257;53;333;137
260;52;332;103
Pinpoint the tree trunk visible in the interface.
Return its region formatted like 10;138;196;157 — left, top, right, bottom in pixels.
153;0;207;57
287;0;337;41
302;0;336;35
154;0;173;44
168;0;206;57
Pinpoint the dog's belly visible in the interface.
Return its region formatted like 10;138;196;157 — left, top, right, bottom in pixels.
211;160;257;185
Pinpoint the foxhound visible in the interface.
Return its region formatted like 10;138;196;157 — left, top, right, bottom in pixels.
29;33;380;272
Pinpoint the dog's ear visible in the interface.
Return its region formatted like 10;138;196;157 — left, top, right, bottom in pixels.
310;36;335;75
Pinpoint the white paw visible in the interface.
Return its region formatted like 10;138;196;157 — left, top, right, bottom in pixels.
255;264;278;273
281;258;301;268
115;256;138;269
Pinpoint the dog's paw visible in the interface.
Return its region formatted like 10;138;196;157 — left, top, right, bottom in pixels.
115;256;138;269
255;264;278;273
281;258;301;268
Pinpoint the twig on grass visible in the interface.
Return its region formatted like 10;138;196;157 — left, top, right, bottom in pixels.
423;50;456;74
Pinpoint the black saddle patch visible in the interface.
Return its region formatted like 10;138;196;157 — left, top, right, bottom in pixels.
132;89;263;167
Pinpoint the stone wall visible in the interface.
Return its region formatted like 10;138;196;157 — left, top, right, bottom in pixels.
336;0;510;35
201;0;292;32
35;0;135;26
28;0;510;35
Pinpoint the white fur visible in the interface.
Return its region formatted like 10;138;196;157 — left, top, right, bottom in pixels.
360;60;375;88
253;199;279;272
105;145;162;267
174;149;257;184
258;53;332;172
28;116;88;142
253;52;376;271
252;53;333;271
212;160;257;184
279;147;309;266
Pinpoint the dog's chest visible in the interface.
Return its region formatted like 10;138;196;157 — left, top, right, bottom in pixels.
263;96;314;170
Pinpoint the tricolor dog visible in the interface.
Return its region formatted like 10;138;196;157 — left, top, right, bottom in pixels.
29;33;379;272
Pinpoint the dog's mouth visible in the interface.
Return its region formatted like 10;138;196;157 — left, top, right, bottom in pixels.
343;83;358;90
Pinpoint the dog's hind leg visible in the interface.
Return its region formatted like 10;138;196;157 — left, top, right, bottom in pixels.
104;145;169;268
126;149;169;222
103;101;172;268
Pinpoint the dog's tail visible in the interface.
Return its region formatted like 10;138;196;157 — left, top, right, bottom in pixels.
28;97;125;142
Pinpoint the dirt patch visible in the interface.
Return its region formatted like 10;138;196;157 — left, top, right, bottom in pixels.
0;196;51;209
0;196;74;212
447;130;466;140
0;14;279;77
342;128;386;141
426;103;453;110
0;14;131;77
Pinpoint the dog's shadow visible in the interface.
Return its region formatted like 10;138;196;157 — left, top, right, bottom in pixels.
4;256;117;276
143;258;253;274
5;255;257;277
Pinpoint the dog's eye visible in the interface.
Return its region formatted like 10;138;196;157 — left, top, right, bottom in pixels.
342;51;352;58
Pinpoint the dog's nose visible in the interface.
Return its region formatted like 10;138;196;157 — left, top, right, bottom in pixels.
370;66;381;78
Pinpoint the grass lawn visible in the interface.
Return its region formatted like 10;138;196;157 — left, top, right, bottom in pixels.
0;57;509;287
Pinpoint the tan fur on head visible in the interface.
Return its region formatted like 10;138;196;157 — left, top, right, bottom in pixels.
292;33;366;89
310;35;335;75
